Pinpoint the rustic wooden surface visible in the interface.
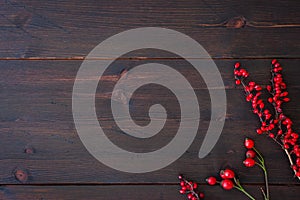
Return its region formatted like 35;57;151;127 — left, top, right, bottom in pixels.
1;0;300;199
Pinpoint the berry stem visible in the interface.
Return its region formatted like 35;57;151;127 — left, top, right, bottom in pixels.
233;178;256;200
253;147;263;161
253;147;269;200
284;148;300;181
183;179;200;200
260;187;268;200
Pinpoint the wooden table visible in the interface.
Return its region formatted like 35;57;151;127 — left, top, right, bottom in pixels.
0;0;300;199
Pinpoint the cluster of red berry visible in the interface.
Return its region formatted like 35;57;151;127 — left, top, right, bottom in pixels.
243;138;256;167
206;169;235;190
178;175;204;200
234;60;300;180
244;138;270;199
178;138;269;199
205;168;256;199
204;138;268;200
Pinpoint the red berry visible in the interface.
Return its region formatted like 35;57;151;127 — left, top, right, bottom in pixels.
268;123;275;131
268;97;273;103
244;138;255;149
235;79;241;85
220;171;226;179
235;62;240;69
199;193;205;198
246;150;256;158
272;59;277;65
256;129;263;134
269;133;275;138
249;81;256;86
279;114;286;120
180;189;186;194
283;97;290;102
243;158;256;167
223;169;235;179
259;102;265;109
285;118;292;125
292;133;299;139
284;144;290;149
206;176;217;185
187;193;193;199
292;165;298;171
193;183;198;189
255;85;262;91
221;179;234;190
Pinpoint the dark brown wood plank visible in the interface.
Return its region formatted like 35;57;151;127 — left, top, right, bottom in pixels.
0;59;299;184
0;0;299;58
1;59;300;122
1;185;300;200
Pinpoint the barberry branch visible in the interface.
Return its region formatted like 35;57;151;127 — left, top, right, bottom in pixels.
234;60;300;181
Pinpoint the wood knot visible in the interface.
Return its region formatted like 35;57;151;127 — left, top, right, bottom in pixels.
24;146;35;154
225;16;246;28
14;169;28;183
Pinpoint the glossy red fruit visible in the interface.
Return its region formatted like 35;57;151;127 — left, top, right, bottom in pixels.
235;79;241;85
246;150;256;158
180;189;186;194
223;169;235;179
206;176;217;185
235;62;240;69
249;81;256;86
221;179;234;190
268;97;273;103
292;165;298;171
243;158;256;167
199;193;205;198
283;97;290;102
244;138;255;149
296;158;300;167
277;130;283;135
193;183;198;189
220;171;227;179
256;129;263;134
255;85;262;91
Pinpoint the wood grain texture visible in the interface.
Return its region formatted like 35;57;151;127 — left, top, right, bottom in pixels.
0;59;299;185
1;0;300;199
0;0;300;58
1;185;300;200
